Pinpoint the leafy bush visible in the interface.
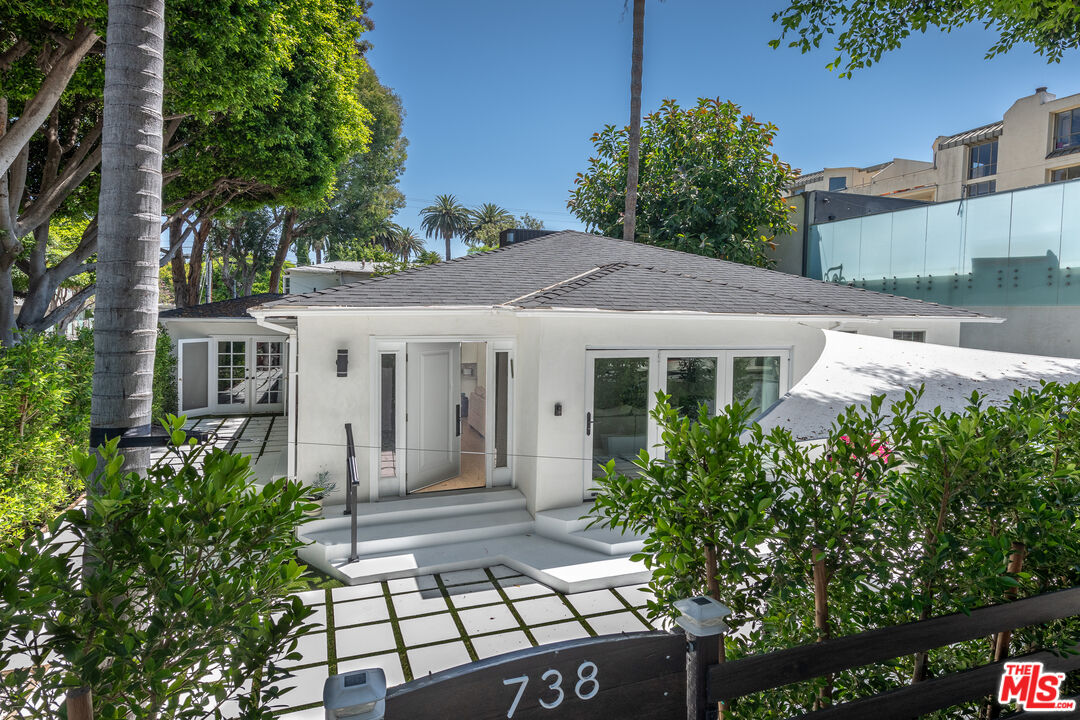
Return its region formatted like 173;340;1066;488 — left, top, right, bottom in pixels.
0;419;317;719
154;326;178;419
0;331;93;543
590;383;1080;718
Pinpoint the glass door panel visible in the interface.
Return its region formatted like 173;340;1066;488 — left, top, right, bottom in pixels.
590;356;650;480
664;356;717;420
216;340;248;408
731;355;782;416
252;340;284;408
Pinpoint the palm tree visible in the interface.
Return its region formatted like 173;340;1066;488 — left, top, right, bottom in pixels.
90;0;166;478
394;226;425;262
466;203;514;246
623;0;646;242
372;217;402;253
420;194;470;260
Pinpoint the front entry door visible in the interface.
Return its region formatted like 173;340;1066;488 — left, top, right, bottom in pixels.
406;342;461;492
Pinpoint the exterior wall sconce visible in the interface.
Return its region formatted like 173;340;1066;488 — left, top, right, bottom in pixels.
337;349;348;377
554;402;562;416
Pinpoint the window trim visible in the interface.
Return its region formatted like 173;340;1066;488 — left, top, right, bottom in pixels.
1054;107;1080;151
892;330;927;343
1050;164;1080;183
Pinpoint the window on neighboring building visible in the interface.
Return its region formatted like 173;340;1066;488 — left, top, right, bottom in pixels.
893;330;926;343
964;180;997;197
968;141;998;179
1051;165;1080;183
1054;108;1080;151
828;176;847;191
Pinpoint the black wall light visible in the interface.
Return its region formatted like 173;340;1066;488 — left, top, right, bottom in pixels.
336;349;348;377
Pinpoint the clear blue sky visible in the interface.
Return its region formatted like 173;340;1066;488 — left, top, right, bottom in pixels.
365;0;1080;259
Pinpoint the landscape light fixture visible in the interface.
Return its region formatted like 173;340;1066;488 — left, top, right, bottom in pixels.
673;595;731;637
323;668;386;720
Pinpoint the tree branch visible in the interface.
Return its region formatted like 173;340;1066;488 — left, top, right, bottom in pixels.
0;24;100;177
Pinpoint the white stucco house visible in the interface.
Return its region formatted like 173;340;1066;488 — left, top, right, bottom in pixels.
162;230;1006;587
159;230;1080;589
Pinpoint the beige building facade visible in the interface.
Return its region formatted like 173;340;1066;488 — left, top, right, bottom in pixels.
790;87;1080;202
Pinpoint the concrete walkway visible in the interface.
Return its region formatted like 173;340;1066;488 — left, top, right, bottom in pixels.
275;566;657;718
152;414;286;483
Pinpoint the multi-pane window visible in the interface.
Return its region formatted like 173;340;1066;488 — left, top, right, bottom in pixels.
1054;108;1080;151
893;330;926;343
968;141;998;179
828;176;847;191
964;180;996;198
1051;165;1080;183
254;341;283;405
217;340;247;405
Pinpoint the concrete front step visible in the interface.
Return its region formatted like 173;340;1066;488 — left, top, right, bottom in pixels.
534;503;647;556
320;533;650;593
308;488;526;535
302;508;534;561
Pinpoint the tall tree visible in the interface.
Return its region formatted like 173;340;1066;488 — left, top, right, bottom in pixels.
623;0;646;243
90;0;164;488
393;226;425;262
420;193;469;260
771;0;1080;77
568;97;796;267
465;202;513;246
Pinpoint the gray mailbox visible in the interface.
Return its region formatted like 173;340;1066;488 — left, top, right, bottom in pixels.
323;668;386;720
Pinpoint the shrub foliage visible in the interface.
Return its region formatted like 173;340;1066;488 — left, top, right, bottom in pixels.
0;419;316;719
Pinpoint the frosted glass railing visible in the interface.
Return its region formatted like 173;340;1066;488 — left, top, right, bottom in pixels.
807;179;1080;306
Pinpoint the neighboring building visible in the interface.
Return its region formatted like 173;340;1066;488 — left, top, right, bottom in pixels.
781;177;1080;358
235;230;990;586
283;261;379;294
789;87;1080;202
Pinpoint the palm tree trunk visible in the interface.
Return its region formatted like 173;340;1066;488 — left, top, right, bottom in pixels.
444;230;452;261
623;0;645;243
90;0;165;475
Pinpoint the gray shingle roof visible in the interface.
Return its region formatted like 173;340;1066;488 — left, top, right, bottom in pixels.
160;293;284;319
258;231;984;319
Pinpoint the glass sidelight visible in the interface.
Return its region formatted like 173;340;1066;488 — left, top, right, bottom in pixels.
253;341;284;407
731;355;782;415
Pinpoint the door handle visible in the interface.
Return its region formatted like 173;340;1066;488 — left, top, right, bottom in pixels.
455;404;461;437
586;411;593;436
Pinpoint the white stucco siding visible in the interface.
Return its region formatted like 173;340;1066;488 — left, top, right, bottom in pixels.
283;309;969;513
160;318;276;341
520;313;830;513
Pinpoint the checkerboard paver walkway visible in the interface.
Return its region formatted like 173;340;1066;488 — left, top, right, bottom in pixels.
275;567;658;718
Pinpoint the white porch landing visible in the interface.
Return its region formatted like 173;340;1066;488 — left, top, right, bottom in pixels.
296;490;649;593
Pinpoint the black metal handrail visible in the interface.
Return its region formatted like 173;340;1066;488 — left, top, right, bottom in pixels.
344;423;359;563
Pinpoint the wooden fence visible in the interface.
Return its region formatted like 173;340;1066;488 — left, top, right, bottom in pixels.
372;586;1080;720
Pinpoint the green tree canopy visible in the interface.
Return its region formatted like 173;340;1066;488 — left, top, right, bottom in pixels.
771;0;1080;78
567;97;796;268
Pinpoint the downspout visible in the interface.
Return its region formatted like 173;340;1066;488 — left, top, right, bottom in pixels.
256;315;298;481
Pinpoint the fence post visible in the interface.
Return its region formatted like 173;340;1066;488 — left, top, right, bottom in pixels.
66;687;93;720
674;596;731;720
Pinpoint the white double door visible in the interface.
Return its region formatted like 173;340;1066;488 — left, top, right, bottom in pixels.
405;342;461;492
177;336;286;416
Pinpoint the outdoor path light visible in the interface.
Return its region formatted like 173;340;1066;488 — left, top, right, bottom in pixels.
323;667;386;720
676;596;731;720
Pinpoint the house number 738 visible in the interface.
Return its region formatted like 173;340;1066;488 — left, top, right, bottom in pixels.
502;661;599;718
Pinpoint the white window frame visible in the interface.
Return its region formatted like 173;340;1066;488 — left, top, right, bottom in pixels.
208;335;287;414
583;346;792;499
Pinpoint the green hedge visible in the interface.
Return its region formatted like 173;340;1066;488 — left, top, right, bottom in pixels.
0;327;177;545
